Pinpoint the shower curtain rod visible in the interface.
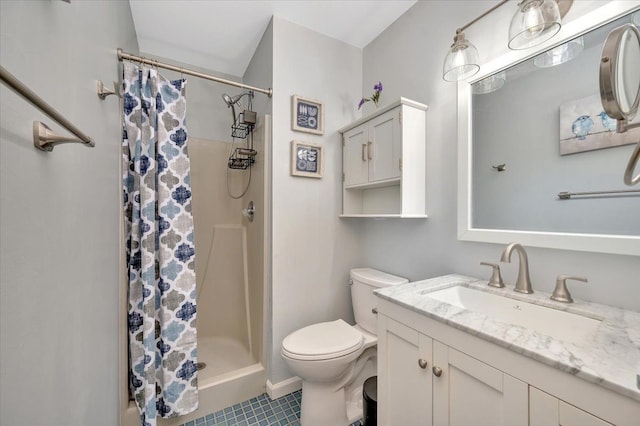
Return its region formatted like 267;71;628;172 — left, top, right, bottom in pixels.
117;49;273;98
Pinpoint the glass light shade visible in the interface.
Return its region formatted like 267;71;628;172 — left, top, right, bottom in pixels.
509;0;562;50
443;32;480;81
472;71;506;94
533;36;584;67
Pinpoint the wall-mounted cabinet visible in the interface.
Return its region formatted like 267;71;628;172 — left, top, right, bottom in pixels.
339;98;427;218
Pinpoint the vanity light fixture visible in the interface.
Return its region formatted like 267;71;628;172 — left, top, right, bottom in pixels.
443;0;573;81
508;0;562;50
443;30;481;82
533;36;583;67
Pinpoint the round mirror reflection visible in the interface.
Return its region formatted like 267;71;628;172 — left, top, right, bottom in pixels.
600;24;640;121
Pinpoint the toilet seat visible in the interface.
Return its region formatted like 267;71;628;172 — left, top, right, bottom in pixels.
282;319;364;361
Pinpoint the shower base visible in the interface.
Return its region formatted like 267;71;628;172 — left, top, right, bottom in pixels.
154;336;265;426
197;336;256;382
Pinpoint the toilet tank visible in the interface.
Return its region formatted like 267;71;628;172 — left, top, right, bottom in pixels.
350;268;408;334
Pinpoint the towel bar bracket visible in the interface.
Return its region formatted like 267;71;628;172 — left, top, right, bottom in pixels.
33;121;94;152
97;80;120;100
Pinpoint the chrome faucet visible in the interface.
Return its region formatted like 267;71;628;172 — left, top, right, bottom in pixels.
500;243;533;294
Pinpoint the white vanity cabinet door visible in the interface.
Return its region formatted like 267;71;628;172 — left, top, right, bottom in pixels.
343;125;369;187
366;107;401;184
377;316;433;426
342;107;400;188
530;387;614;426
378;315;528;426
432;343;528;426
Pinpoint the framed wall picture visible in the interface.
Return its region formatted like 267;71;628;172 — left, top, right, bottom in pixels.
292;95;324;135
291;140;323;178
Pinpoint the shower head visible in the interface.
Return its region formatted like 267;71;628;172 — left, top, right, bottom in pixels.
221;91;254;125
222;93;245;107
222;93;239;124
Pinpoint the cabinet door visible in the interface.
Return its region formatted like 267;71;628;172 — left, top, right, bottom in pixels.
530;387;613;426
432;343;528;426
377;316;432;426
368;108;401;183
343;126;369;187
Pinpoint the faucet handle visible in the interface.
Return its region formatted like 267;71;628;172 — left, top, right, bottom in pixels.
480;262;505;288
551;275;588;303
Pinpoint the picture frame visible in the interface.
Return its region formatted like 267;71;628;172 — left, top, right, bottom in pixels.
559;93;639;155
290;140;323;178
292;95;324;135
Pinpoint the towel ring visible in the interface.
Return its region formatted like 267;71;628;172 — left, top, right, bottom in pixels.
624;142;640;186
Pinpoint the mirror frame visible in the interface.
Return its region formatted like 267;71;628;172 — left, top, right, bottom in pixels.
457;2;640;256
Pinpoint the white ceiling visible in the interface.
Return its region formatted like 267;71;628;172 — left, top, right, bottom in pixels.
129;0;417;77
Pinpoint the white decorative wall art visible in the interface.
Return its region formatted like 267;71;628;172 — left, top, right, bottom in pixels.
292;95;324;135
290;140;323;178
559;93;639;155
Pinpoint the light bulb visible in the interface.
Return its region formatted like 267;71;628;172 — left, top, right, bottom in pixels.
522;1;545;40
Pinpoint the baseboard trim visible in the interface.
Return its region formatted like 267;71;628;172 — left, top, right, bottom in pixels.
266;376;302;400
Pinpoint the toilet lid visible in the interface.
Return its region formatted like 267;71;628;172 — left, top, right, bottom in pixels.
282;319;364;361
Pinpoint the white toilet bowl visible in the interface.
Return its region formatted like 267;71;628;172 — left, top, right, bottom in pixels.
281;268;408;426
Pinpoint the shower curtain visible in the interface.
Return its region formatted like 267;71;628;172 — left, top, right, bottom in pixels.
122;62;198;426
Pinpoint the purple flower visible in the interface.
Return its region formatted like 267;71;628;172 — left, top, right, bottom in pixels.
357;81;383;109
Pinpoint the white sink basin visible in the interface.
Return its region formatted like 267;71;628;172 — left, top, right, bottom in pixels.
424;286;601;343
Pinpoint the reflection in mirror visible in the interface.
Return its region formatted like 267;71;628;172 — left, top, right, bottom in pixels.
600;24;640;121
470;12;640;239
617;26;640;114
599;22;640;186
534;37;584;68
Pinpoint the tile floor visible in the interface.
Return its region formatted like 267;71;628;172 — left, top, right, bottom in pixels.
179;390;363;426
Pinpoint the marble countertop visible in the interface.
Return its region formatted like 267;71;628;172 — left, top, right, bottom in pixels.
375;274;640;401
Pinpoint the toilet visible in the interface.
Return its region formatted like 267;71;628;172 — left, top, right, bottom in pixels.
281;268;408;426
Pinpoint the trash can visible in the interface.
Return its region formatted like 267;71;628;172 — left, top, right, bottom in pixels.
362;376;377;426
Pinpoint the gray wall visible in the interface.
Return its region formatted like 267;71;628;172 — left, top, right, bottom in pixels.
0;1;138;425
361;1;640;310
269;17;364;385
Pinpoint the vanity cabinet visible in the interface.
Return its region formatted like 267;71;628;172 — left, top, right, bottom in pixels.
530;387;613;426
339;98;427;217
378;315;527;426
376;297;639;426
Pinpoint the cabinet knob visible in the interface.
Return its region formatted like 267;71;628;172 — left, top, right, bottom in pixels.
371;307;378;315
418;359;428;369
432;366;443;377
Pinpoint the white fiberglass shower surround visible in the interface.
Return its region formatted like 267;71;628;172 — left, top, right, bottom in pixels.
118;50;270;426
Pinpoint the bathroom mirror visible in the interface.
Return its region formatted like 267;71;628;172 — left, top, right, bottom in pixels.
458;4;640;256
599;23;640;185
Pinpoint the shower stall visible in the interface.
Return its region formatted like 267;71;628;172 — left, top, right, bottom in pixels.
166;115;269;424
122;113;270;426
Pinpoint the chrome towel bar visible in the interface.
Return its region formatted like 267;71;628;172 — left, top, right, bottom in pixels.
557;189;640;199
0;65;94;151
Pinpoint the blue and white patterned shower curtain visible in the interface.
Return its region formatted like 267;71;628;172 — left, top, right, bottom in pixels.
122;62;198;426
